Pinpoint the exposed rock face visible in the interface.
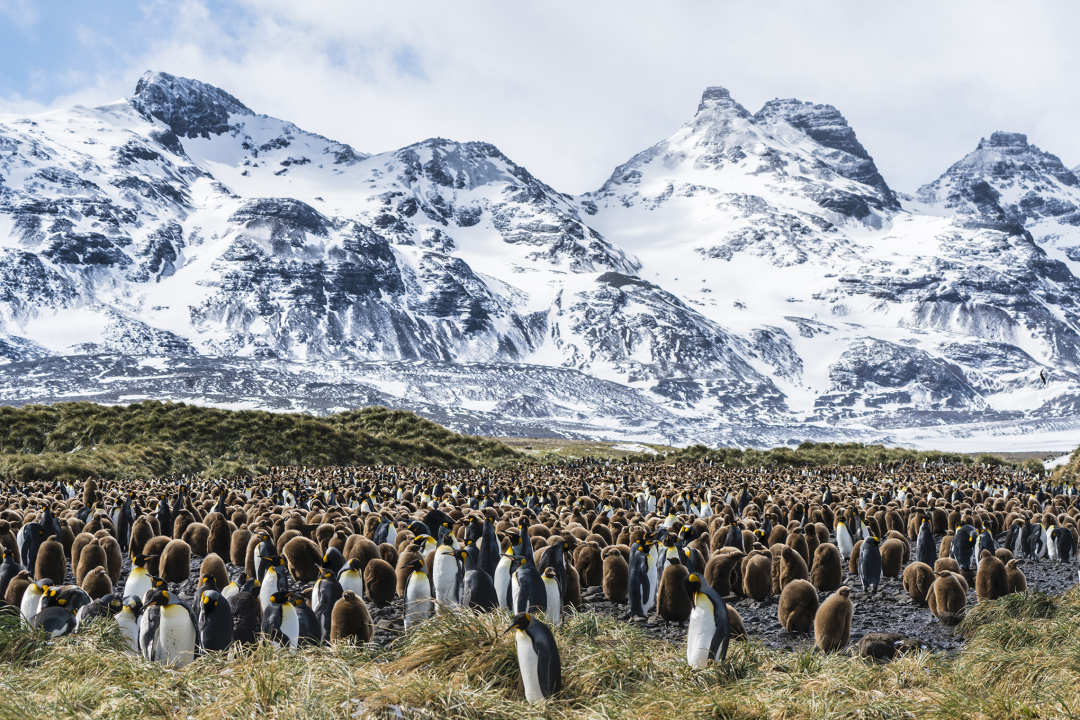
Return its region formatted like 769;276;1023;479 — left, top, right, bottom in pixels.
2;73;1080;447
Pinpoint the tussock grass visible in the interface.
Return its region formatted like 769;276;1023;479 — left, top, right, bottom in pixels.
6;601;1080;719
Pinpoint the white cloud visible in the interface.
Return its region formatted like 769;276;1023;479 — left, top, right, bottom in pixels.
7;0;1080;192
0;0;36;30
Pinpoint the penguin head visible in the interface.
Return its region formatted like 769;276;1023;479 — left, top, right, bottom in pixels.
122;597;143;616
201;593;219;612
320;569;336;580
686;573;702;595
455;550;469;564
405;558;425;574
868;537;881;546
503;612;533;634
133;554;157;568
199;575;219;591
268;591;291;606
146;589;172;607
542;567;557;581
345;558;362;573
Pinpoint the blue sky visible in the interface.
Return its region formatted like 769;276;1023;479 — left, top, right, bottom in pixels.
1;0;1078;194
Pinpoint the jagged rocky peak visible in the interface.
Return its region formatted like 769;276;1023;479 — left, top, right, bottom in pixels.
131;71;253;139
696;86;752;118
755;98;898;208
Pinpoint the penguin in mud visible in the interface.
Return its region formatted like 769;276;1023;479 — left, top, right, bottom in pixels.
684;572;731;668
198;589;234;652
951;525;977;569
505;612;562;703
915;517;937;568
141;589;198;667
815;587;853;652
859;537;882;595
626;538;656;620
403;558;433;631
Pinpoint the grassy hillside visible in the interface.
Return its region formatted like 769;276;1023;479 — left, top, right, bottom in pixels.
0;590;1077;719
0;401;522;481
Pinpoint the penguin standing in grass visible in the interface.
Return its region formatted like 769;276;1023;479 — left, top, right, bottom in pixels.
116;597;142;654
505;612;562;703
460;549;498;611
685;573;730;668
312;570;343;641
0;549;22;600
141;589;198;667
20;578;52;625
198;589;234;652
403;558;433;631
859;537;882;595
541;567;562;624
262;591;300;650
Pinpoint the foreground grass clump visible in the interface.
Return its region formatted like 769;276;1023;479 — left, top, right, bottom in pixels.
4;598;1080;720
0;401;522;481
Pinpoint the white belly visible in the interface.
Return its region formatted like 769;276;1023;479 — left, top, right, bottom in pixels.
339;570;364;597
687;603;715;668
116;611;140;654
494;560;511;607
515;632;544;703
259;570;280;610
124;570;152;601
279;604;299;650
155;606;196;667
544;581;561;624
20;589;41;625
433;551;459;606
405;573;432;630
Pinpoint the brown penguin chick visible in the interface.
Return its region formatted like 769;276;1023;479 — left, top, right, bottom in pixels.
142;536;170;576
129;516;154;557
657;559;691;625
858;632;929;662
704;550;743;597
779;546;809;589
767;524;788;547
938;534;953;560
172;511;194;541
786;530;810;568
244;532;265;580
574;542;604;588
182;522;210;557
1005;559;1026;593
778;579;819;633
975;551;1008;602
379;543;399;568
901;561;935;606
4;570;32;607
363;558;397;608
82;479;98;506
283;536;323;583
343;535;381;570
602;546;629;603
200;553;230;591
564;564;583;608
995;548;1014;563
206;515;232;559
814;586;854;653
809;543;842;592
81;565;113;600
99;535;123;583
396;547;425;597
330;590;374;643
769;543;785;595
934;557;961;575
928;571;967;625
160;539;192;584
849;539;863;575
70;532;94;575
231;528;252;568
76;540;107;586
726;604;747;639
742;553;773;601
34;539;66;584
879;539;906;578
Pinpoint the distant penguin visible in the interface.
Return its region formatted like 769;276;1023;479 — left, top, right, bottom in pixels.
602;546;629;603
330;590;374;643
685;573;731;668
814;586;853;652
0;548;22;600
505;612;562;702
198;589;234;652
809;543;842;593
859;538;882;594
403;558;433;631
778;579;819;633
363;558;397;608
541;567;563;624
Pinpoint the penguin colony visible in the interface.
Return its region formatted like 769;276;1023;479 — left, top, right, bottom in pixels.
0;459;1073;693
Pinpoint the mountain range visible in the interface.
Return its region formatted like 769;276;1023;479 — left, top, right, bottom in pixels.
2;71;1079;450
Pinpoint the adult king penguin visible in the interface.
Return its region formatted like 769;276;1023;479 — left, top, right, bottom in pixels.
505;612;562;703
685;573;731;668
859;537;883;595
141;589;198;667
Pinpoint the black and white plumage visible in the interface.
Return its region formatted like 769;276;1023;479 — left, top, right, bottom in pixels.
198;589;234;652
505;612;562;703
685;573;731;667
859;537;882;594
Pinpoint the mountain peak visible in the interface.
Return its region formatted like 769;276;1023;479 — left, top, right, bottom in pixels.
977;131;1028;150
131;71;252;139
696;86;751;118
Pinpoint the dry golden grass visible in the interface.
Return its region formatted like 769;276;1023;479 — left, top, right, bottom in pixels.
2;592;1080;720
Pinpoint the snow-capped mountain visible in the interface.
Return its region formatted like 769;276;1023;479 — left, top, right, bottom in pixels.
1;72;1079;450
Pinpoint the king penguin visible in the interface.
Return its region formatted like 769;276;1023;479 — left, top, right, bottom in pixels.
859;537;882;594
337;558;365;598
262;591;300;650
432;535;463;609
116;596;142;654
685;573;731;668
141;589;198;667
505;612;562;703
459;549;498;612
541;567;562;624
403;557;433;631
198;589;234;652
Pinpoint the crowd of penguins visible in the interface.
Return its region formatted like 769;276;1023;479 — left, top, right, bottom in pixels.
0;460;1077;703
